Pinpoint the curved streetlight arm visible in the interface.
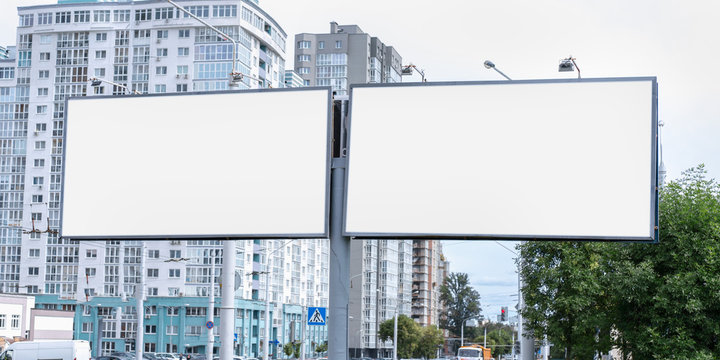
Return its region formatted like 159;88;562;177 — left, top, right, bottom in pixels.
166;0;242;83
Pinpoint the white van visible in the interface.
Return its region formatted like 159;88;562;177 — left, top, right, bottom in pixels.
0;340;91;360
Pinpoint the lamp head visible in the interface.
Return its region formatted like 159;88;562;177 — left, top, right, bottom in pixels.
559;58;575;72
483;60;495;69
90;78;102;87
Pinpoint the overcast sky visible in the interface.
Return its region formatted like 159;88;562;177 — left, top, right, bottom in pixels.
3;0;719;320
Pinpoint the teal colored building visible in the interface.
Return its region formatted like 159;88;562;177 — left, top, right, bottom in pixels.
34;296;327;358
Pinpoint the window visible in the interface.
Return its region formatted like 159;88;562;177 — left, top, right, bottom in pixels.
0;67;14;79
144;343;156;353
82;322;93;333
186;325;202;336
147;287;158;296
168;288;180;296
28;267;39;275
74;11;90;23
38;13;52;25
156;66;167;75
19;14;33;27
147;268;159;278
29;249;40;257
298;67;310;74
85;268;96;276
34;159;45;167
148;249;159;258
176;84;188;92
0;315;4;328
94;68;105;77
56;12;71;24
94;10;111;23
184;6;209;18
178;47;189;56
96;33;107;41
134;30;151;39
33;176;44;185
166;325;178;335
40;52;50;61
36;106;47;115
303;79;310;86
169;250;181;258
94;86;105;95
113;10;130;22
86;249;97;258
157;30;168;39
135;9;152;21
335;40;342;48
36;123;47;132
32;212;42;221
35;141;46;150
39;70;49;79
145;325;156;334
32;194;43;203
297;41;311;49
213;5;237;17
297;54;310;62
11;315;19;329
156;48;168;57
95;50;106;59
178;29;190;38
154;84;166;93
37;88;48;96
318;41;325;49
168;269;180;278
155;8;174;20
167;306;178;316
177;65;188;74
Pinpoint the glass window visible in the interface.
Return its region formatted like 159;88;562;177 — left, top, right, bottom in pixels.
335;40;342;48
318;41;325;49
297;41;310;49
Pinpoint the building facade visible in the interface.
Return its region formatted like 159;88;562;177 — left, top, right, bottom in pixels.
412;240;446;327
294;22;403;95
283;69;304;88
1;0;329;357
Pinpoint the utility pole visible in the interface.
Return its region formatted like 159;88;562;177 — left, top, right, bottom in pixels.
136;241;146;360
207;249;216;359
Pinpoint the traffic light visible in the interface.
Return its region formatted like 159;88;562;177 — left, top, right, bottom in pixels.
500;306;508;321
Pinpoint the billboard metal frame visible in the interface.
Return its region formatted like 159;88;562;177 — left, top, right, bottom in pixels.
60;86;334;240
342;77;659;243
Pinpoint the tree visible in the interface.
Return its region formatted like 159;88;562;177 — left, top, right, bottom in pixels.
413;325;445;359
313;341;327;356
439;272;482;339
282;341;301;359
611;165;720;359
378;315;420;359
518;165;720;359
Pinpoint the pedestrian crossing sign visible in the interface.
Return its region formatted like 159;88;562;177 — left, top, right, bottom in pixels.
307;307;326;325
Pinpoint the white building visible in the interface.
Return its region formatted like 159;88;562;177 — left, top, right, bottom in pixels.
0;294;34;339
1;0;329;339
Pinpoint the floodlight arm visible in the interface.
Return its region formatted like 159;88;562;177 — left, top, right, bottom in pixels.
89;77;140;95
166;0;239;80
483;60;512;81
570;58;581;79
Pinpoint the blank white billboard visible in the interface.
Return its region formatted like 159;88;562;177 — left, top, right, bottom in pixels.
344;78;658;241
62;89;331;239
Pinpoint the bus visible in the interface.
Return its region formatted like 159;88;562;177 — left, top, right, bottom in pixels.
457;344;493;360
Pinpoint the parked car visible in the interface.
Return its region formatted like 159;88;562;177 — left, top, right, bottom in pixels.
155;353;180;360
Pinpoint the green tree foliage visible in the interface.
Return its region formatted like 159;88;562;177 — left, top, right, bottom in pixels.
439;272;482;338
379;315;420;358
473;324;515;358
313;341;327;356
282;341;301;359
414;326;445;359
518;165;720;359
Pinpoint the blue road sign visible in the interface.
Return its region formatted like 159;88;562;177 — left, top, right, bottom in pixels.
234;333;238;341
206;321;214;329
307;307;326;325
269;340;279;345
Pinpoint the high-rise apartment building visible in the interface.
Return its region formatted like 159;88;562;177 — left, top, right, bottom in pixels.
2;0;329;357
348;240;413;358
412;240;446;327
294;22;403;95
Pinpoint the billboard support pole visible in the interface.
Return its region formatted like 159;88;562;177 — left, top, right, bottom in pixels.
221;240;236;360
328;157;350;360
